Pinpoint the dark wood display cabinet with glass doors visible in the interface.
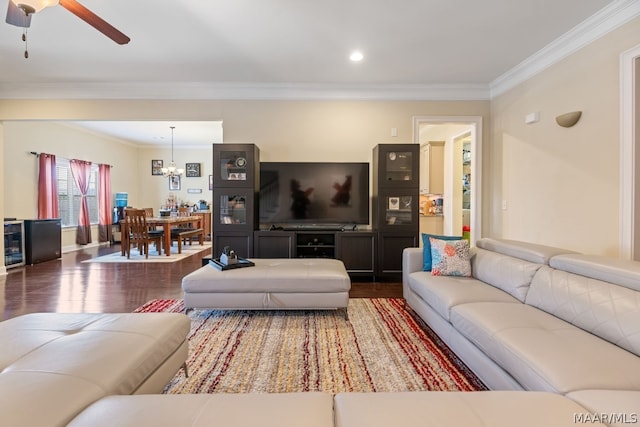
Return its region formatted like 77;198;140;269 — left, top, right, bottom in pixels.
372;144;420;277
212;144;260;258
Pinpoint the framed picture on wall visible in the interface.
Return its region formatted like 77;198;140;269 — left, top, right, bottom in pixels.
186;163;201;177
169;175;181;191
152;160;164;175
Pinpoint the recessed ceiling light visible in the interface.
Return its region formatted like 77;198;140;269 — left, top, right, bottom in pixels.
350;51;364;62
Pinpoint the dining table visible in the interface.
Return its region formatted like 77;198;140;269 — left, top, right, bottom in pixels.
121;215;203;256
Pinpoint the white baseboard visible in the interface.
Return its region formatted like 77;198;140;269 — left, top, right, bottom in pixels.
61;241;111;254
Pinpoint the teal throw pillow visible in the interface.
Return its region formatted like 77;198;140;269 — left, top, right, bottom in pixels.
422;233;461;271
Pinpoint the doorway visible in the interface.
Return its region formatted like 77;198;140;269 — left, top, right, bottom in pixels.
620;44;640;260
413;116;482;244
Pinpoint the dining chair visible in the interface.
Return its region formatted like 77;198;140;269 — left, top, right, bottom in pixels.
171;207;198;251
142;207;163;236
123;208;163;258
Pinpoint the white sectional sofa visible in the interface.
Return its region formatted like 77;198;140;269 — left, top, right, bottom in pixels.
0;312;191;427
403;238;640;421
4;238;639;426
69;389;615;427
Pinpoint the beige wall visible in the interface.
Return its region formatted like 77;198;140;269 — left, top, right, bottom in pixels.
3;122;140;248
136;145;213;209
0;99;489;163
490;16;640;256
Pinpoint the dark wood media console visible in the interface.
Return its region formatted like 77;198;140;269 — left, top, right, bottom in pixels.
254;229;376;278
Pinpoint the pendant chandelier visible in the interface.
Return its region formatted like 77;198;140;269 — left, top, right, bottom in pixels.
161;126;184;178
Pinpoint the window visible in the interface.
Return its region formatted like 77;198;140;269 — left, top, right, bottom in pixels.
56;158;99;227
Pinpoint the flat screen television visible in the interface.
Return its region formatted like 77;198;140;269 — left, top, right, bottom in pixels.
259;162;370;228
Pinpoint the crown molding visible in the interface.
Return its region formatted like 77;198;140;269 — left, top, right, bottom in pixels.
1;2;634;102
490;0;640;98
0;81;490;101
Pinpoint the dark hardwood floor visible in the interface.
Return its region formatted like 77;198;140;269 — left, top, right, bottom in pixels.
1;244;403;321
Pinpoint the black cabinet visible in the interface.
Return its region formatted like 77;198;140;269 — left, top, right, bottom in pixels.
372;144;420;277
212;145;260;189
373;144;420;189
214;190;256;230
377;233;418;275
375;189;419;232
336;232;376;277
212;144;260;257
24;219;61;265
254;230;337;259
254;231;295;258
253;230;375;277
212;232;253;259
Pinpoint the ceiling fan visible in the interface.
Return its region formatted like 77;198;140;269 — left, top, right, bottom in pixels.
5;0;130;45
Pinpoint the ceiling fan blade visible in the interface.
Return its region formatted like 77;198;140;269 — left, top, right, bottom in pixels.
6;1;32;28
58;0;130;45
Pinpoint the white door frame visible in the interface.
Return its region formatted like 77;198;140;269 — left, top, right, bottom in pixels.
620;44;640;259
413;115;483;244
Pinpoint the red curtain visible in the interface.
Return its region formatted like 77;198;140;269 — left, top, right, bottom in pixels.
98;164;112;243
37;153;59;219
70;159;92;245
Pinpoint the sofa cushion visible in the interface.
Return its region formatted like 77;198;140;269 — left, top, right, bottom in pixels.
526;264;640;357
334;391;599;427
550;254;640;291
0;371;106;427
0;313;190;395
430;237;471;277
0;312;191;427
476;238;577;264
450;302;640;393
471;247;542;302
68;392;335;427
421;233;461;271
408;272;520;321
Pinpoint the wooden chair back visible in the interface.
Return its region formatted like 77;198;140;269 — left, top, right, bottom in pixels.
123;208;162;258
125;209;149;242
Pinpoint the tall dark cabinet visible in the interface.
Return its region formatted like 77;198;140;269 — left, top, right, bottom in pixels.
212;144;260;258
372;144;420;276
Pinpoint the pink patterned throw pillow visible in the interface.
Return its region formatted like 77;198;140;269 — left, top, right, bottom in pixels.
429;237;471;277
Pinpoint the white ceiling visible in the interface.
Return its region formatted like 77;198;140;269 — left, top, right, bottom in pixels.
1;0;636;145
0;0;630;99
63;120;223;147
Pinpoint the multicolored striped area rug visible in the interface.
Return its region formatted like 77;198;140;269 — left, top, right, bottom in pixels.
136;298;487;394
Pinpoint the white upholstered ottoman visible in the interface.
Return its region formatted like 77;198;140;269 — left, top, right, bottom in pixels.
181;258;351;318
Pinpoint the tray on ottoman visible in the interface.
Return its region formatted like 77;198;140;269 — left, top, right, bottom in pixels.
209;257;255;271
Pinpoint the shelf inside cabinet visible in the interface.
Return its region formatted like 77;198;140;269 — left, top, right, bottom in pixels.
295;232;335;258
